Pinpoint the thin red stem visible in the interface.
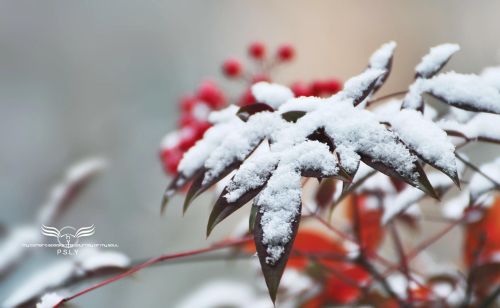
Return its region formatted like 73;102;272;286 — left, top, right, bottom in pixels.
57;236;253;307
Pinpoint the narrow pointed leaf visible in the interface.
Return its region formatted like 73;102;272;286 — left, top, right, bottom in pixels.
249;204;258;233
161;172;198;214
254;205;301;303
315;178;336;210
415;43;460;79
361;155;438;199
207;184;266;236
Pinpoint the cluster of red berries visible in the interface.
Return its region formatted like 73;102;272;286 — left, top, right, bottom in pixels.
160;81;225;174
160;41;343;175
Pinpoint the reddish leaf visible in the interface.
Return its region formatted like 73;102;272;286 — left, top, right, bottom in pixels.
237;103;274;122
464;196;500;267
254;204;301;303
281;110;306;123
207;183;269;236
315;178;336;210
161;172;199;214
361;155;438;199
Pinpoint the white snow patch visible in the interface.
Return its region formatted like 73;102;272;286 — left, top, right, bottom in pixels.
369;41;397;70
415;43;460;78
480;66;500;91
389;109;456;175
36;293;65;308
251;82;294;108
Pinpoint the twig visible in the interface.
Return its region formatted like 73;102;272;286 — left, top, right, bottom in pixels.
479;284;500;308
57;236;253;307
456;153;500;189
461;233;487;308
390;223;414;307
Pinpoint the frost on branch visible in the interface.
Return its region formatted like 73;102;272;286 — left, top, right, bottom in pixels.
439;113;500;144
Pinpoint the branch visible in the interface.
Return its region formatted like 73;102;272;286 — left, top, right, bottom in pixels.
57;236;253;307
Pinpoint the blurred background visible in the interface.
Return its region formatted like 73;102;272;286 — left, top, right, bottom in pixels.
1;0;500;306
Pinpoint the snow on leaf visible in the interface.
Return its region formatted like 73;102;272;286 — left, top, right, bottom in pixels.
255;141;339;263
480;66;500;91
337;69;386;106
251;82;294;108
415;43;460;79
3;249;129;308
368;41;397;93
423;72;500;114
439;113;500;144
254;203;301;304
36;292;65;308
207;151;279;235
0;226;39;277
402;72;500;114
388;109;458;185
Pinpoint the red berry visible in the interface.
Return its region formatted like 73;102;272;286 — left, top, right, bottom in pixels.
179;95;197;113
222;58;242;78
194;121;211;139
248;41;266;59
311;80;327;96
324;78;342;94
277;44;295;61
238;88;256;106
291;81;312;97
160;146;183;175
197;81;226;109
178;127;198;151
178;113;196;128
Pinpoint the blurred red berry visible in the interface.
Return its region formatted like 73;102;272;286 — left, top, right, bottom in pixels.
248;41;266;59
277;44;295;61
179;95;197;113
193;121;211;139
197;81;226;109
178;113;196;128
239;88;256;106
222;58;242;78
324;78;343;94
160;146;183;175
291;81;313;97
178;127;198;151
311;80;327;96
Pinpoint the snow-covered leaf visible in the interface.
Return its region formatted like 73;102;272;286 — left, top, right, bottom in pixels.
415;43;460;79
237;103;274;122
368;41;397;94
253;203;301;304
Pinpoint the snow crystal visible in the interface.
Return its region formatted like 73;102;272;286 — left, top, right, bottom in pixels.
202;112;287;185
415;43;460;78
251;82;294;108
369;41;397;70
36;293;64;308
389;109;456;175
177;116;243;178
480;66;500;91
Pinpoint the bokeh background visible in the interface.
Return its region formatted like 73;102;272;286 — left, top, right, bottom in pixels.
1;0;500;306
